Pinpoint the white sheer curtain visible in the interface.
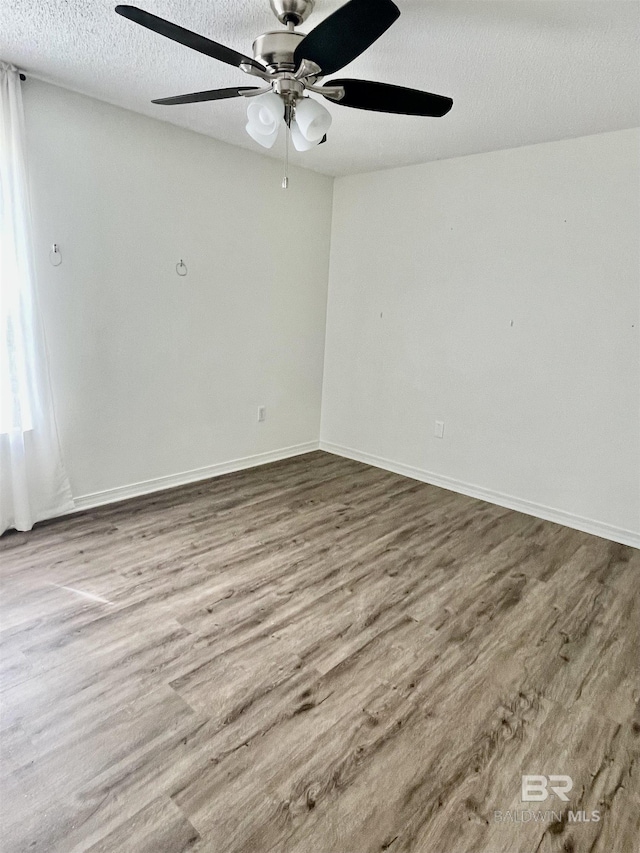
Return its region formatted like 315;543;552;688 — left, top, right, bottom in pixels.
1;63;73;533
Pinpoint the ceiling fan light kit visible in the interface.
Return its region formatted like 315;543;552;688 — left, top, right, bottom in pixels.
244;90;330;151
115;0;453;183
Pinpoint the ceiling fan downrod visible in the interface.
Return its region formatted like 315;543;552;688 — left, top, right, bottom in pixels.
269;0;315;27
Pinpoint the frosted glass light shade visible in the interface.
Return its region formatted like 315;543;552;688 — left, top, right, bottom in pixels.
246;92;285;136
246;122;279;149
295;97;332;142
290;120;320;152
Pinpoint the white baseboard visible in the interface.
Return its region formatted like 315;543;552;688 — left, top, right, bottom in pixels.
71;442;319;512
319;441;640;550
69;439;639;550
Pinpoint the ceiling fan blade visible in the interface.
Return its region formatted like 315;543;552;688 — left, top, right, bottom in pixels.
115;6;265;70
294;0;400;76
324;79;453;117
152;87;260;105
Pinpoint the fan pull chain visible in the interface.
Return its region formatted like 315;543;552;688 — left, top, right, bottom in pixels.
282;104;291;189
282;128;289;190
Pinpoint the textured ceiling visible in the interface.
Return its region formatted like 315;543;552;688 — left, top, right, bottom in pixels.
1;1;639;176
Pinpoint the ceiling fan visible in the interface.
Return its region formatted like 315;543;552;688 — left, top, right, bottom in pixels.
115;0;453;158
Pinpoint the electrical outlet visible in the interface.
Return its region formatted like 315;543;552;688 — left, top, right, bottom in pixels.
435;421;445;439
258;406;266;423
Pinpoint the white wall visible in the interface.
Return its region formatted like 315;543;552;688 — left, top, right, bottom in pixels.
23;80;333;502
21;81;640;544
321;129;640;543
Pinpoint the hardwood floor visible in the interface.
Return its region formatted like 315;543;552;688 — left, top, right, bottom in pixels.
0;451;638;853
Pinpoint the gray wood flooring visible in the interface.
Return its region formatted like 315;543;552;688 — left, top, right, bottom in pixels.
1;451;638;853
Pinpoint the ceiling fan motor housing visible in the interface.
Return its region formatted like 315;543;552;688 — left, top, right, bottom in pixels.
252;31;306;71
269;0;315;26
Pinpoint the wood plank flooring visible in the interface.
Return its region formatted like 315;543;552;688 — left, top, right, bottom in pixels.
0;450;638;853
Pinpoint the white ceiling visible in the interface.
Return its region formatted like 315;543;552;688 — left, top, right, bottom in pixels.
2;1;639;176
